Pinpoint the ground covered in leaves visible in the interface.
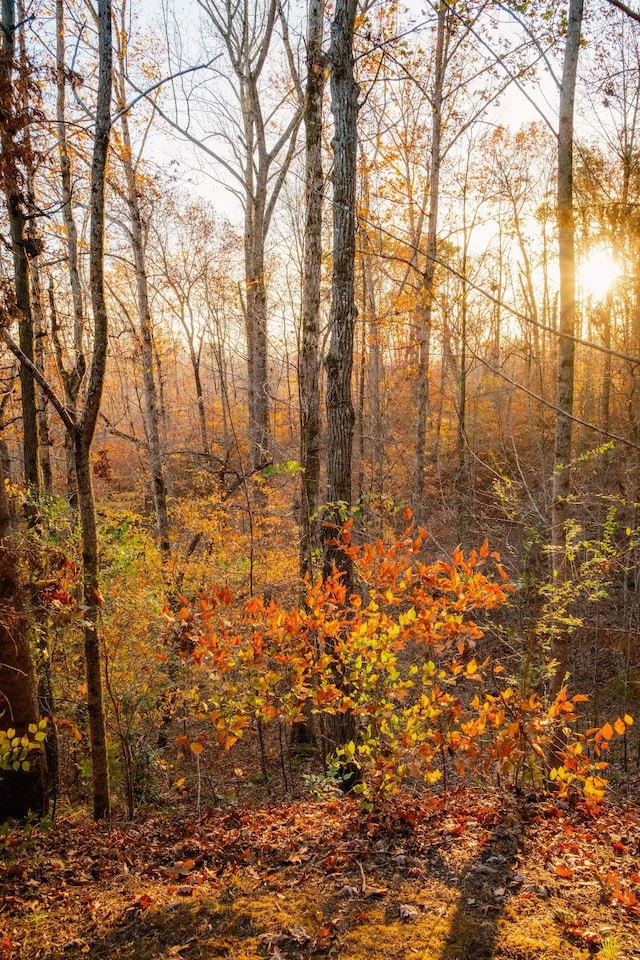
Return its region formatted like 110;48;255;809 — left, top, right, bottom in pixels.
1;788;639;960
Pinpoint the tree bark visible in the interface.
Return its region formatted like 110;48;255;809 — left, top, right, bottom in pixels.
197;0;301;470
550;0;584;700
0;0;40;492
323;0;359;584
115;8;170;557
78;0;113;820
299;0;325;581
413;3;447;528
53;0;87;508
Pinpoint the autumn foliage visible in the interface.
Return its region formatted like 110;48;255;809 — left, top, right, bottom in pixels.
168;519;631;810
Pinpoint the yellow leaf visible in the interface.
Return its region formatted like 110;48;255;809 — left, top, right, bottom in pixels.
614;718;626;736
624;714;634;726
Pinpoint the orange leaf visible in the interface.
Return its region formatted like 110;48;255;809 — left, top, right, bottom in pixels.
599;722;614;741
190;741;204;755
614;718;627;736
555;864;574;879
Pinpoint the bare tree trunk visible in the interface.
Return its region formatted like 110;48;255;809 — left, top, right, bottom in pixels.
195;0;301;471
53;0;86;508
550;0;584;700
31;266;53;495
0;0;113;826
363;238;384;501
78;0;113;820
115;8;170;557
16;0;51;495
0;0;39;492
323;0;358;584
600;293;612;431
49;282;84;507
299;0;325;581
414;3;447;528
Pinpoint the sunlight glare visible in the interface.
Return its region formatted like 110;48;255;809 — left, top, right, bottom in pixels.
578;249;619;300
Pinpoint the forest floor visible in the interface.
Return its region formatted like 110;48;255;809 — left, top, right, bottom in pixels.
1;785;640;960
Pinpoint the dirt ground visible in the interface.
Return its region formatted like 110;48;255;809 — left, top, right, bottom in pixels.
1;786;639;960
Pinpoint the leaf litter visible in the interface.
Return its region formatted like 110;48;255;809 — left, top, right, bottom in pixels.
1;786;639;959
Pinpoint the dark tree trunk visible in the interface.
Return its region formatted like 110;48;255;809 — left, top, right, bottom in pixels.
323;0;359;585
550;0;584;701
413;3;447;529
321;0;359;783
52;0;87;508
299;0;325;581
0;0;39;492
79;0;113;820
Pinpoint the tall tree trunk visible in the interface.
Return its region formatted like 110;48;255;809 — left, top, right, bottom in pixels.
79;0;113;820
0;0;113;827
323;0;358;584
49;282;84;507
54;0;87;508
0;0;39;492
550;0;584;700
299;0;325;581
31;265;53;495
244;198;271;468
413;3;447;528
363;236;384;501
16;0;51;494
115;11;170;557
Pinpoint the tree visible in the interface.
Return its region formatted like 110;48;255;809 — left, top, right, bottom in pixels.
0;0;40;492
163;0;303;470
323;0;359;583
52;0;87;508
2;0;114;819
550;0;584;699
299;0;326;581
113;0;170;556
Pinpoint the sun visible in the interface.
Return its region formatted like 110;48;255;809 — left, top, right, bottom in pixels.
578;249;619;301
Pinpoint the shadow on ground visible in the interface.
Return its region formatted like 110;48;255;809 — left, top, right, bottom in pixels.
32;806;593;960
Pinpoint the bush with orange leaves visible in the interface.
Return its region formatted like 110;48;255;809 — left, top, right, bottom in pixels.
174;521;632;808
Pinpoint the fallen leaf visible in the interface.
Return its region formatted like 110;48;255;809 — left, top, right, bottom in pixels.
339;885;359;898
364;886;388;898
399;903;419;921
